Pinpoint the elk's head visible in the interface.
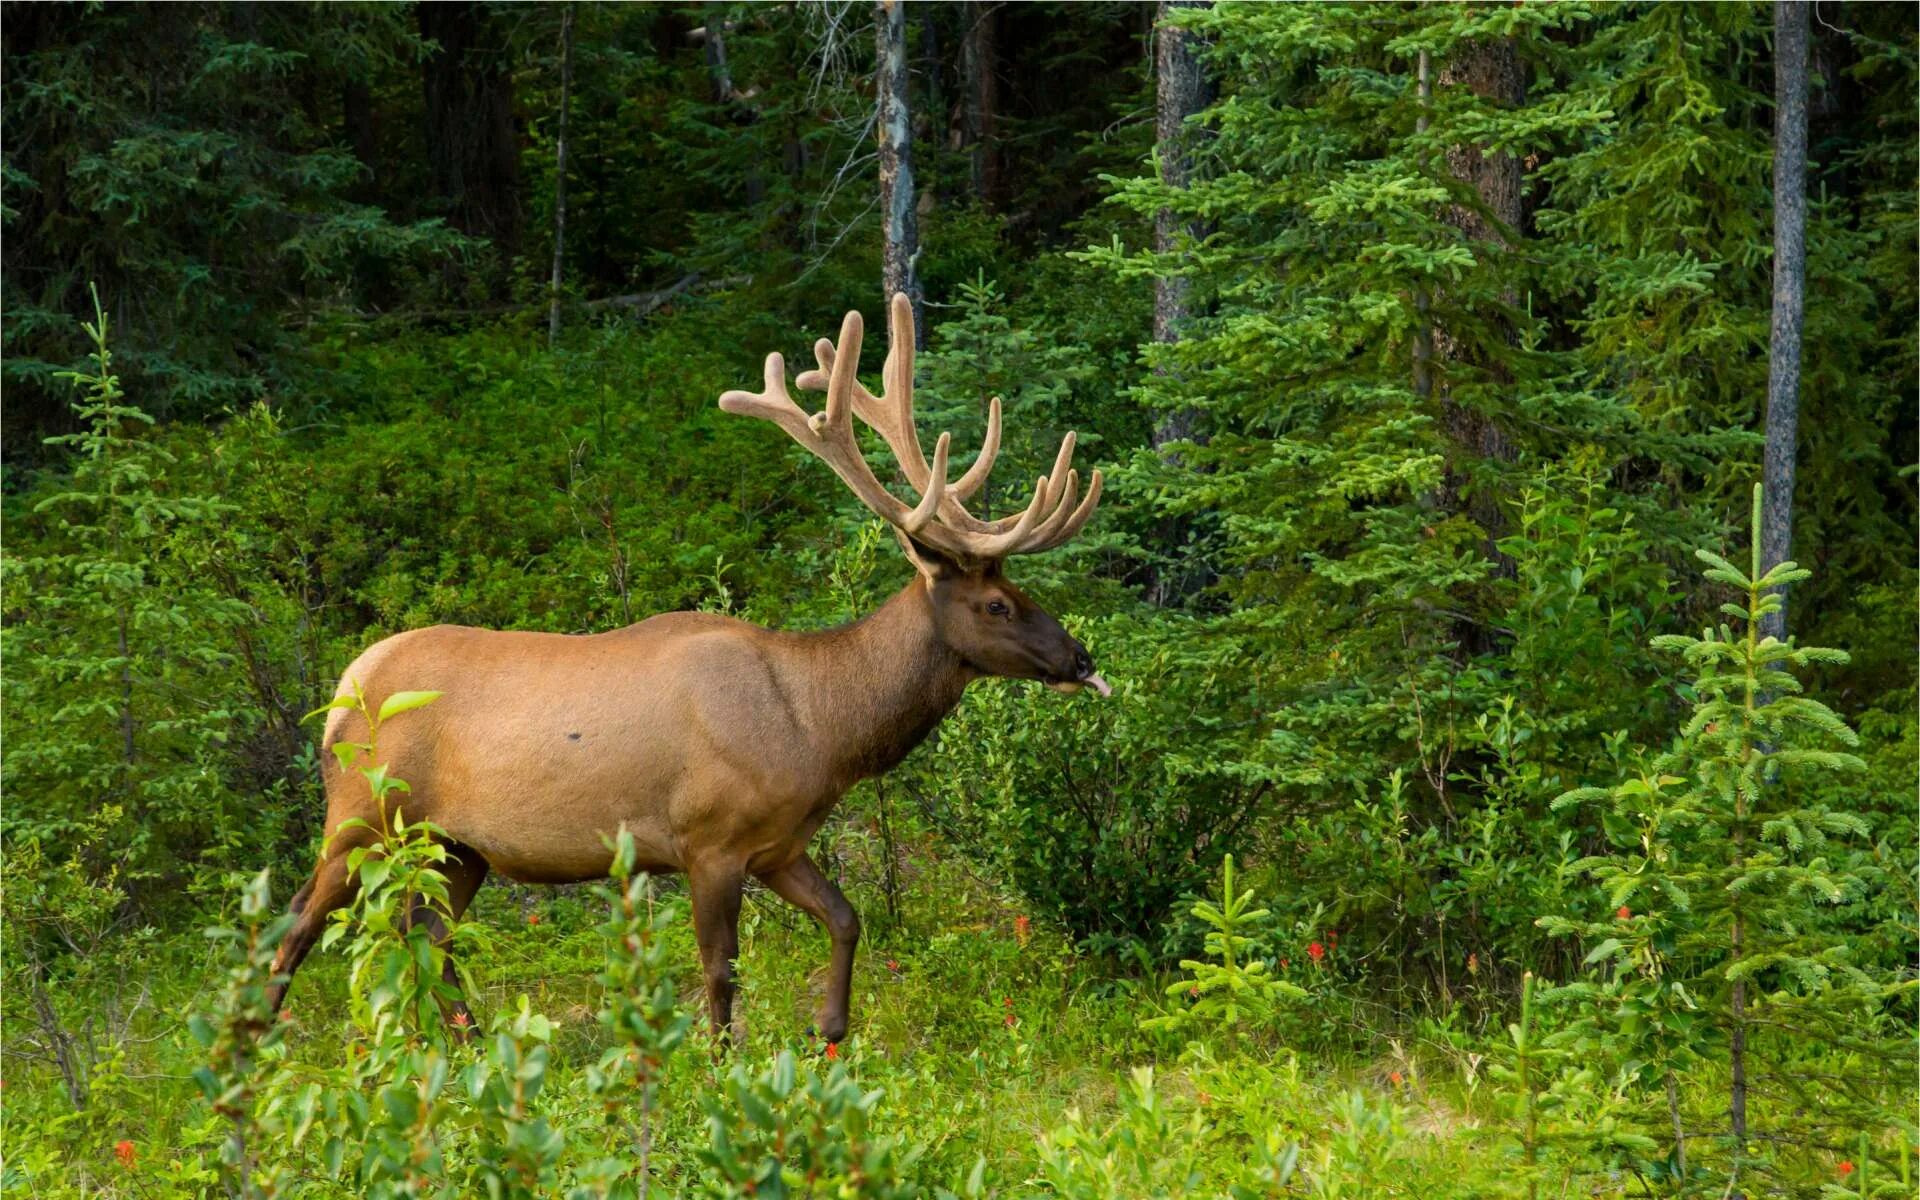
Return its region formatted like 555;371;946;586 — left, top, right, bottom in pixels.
719;293;1110;697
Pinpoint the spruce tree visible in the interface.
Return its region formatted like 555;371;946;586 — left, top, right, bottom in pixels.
1543;486;1901;1191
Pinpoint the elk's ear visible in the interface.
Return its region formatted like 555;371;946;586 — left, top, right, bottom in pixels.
896;530;968;581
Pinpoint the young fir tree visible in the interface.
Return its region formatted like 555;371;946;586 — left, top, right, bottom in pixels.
1542;485;1901;1191
1;288;254;894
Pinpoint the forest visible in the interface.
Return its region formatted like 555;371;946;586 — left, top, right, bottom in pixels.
1;1;1914;1196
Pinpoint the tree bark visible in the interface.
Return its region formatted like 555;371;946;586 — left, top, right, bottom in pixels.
1411;49;1433;401
419;1;523;258
1151;0;1214;453
548;5;575;348
877;0;922;341
1435;37;1524;611
962;2;1000;209
1144;1;1214;609
1761;0;1809;644
342;79;380;203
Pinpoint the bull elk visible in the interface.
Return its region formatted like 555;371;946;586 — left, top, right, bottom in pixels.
267;293;1108;1043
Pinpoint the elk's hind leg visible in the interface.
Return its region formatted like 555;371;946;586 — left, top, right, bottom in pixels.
403;841;490;1037
758;854;861;1043
267;823;378;1014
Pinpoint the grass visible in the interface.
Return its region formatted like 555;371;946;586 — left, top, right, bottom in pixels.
3;810;1891;1197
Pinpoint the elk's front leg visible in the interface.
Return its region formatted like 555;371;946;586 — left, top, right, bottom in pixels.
758;853;861;1042
688;861;746;1042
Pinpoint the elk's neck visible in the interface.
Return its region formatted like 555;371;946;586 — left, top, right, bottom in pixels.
800;578;973;783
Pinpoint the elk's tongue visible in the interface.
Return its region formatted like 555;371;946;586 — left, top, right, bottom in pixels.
1046;673;1113;698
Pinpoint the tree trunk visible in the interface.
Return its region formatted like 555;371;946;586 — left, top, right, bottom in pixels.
419;1;523;259
1435;37;1524;615
962;2;999;209
1761;0;1809;644
1143;1;1214;609
1411;49;1433;401
342;79;380;203
876;0;922;341
1150;0;1213;453
548;5;575;348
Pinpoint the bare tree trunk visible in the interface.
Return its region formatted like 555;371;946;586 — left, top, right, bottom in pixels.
962;2;1000;209
702;3;734;104
548;5;575;349
877;0;922;341
1150;0;1214;454
1761;0;1809;644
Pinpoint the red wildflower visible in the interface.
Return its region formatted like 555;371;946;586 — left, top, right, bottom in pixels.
1003;996;1014;1008
886;959;901;973
1308;941;1326;963
1389;1071;1404;1086
1196;1090;1212;1105
1004;1012;1018;1028
1467;952;1480;976
1279;958;1289;970
1616;906;1631;920
1838;1161;1855;1177
1014;915;1032;945
1188;986;1200;999
114;1140;135;1169
825;1041;839;1060
527;912;542;926
452;1011;471;1029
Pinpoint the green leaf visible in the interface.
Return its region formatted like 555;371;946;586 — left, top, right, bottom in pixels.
302;695;358;723
378;690;443;722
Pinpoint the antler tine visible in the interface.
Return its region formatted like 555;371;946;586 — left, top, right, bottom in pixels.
883;292;929;476
950;396;1001;501
820;310;862;432
718;352;812;440
904;432;950;533
1021;469;1104;554
963;475;1054;558
1041;431;1076;512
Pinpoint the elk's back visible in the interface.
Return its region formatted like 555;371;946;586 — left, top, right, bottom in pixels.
319;616;821;882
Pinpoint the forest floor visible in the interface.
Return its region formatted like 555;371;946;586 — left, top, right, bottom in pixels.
7;819;1589;1198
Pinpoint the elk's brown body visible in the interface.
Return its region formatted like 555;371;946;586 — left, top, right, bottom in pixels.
269;294;1107;1042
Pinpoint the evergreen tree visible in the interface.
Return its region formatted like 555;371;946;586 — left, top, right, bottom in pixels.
1543;486;1901;1191
1;291;256;894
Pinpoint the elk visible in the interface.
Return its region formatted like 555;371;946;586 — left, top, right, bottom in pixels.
267;293;1107;1043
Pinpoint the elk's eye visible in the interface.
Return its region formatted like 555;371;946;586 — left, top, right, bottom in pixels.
986;599;1010;617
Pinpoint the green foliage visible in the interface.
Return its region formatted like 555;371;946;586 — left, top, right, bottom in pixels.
919;612;1274;949
1541;486;1906;1188
1;5;1914;1197
2;290;259;896
187;868;293;1198
583;831;693;1198
1144;855;1305;1043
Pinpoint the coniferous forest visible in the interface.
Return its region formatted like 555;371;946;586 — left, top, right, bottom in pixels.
3;2;1915;1196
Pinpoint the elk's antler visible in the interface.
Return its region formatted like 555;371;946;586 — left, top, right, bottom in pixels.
718;293;1102;562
